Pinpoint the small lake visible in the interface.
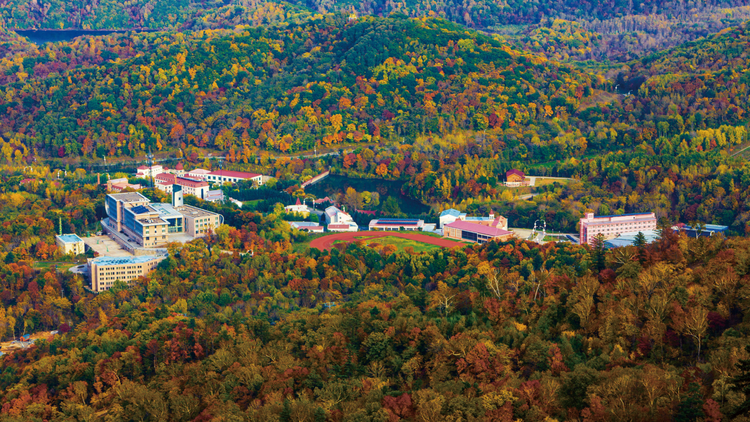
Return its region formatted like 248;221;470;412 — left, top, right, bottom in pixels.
14;29;161;44
306;175;430;215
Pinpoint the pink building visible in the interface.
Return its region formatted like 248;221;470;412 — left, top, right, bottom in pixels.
579;212;657;245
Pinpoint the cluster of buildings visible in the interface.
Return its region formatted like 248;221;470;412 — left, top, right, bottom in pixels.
83;189;225;292
579;212;728;248
104;191;223;249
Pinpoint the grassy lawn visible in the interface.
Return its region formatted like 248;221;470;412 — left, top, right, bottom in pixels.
336;236;442;253
33;261;79;272
243;199;263;210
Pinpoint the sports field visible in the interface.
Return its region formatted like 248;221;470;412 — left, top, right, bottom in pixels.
309;231;463;251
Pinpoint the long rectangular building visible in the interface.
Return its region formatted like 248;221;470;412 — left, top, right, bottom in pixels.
444;220;514;243
579;212;657;245
369;218;424;231
89;255;166;292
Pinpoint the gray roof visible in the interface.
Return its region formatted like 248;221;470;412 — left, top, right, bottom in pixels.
440;209;464;217
57;234;83;243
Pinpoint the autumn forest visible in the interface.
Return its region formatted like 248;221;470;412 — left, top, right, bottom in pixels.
1;0;750;421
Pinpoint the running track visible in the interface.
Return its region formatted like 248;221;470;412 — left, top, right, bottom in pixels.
309;231;464;250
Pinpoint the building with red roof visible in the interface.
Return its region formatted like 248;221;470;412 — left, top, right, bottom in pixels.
206;170;263;186
505;169;529;187
444;220;514;243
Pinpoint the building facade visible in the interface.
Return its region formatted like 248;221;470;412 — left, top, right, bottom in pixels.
187;169;212;180
55;234;85;255
579;212;658;245
369;218;425;231
89;255;166;293
175;176;209;199
104;192;223;247
444;220;514;243
505;169;529;187
205;170;262;185
285;198;310;216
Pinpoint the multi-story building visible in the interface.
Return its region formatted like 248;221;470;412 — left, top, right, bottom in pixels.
136;164;164;180
154;174;209;199
89;255;166;292
187;169;212;180
579;212;657;245
205;170;262;186
55;234;85;255
439;209;508;230
103;192;223;247
324;206;358;231
105;192;151;233
177;204;223;237
505;169;529;187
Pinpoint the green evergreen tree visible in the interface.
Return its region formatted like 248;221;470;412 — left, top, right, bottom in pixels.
591;233;607;273
675;383;705;422
280;399;292;422
314;407;327;422
4;251;15;264
634;231;647;264
731;345;750;417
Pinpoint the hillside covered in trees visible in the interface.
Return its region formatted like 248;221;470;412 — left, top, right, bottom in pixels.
1;165;750;420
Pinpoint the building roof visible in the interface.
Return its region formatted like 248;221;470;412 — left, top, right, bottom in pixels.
440;209;465;217
130;205;154;215
175;204;221;218
591;212;656;219
604;230;660;248
289;221;320;227
137;165;148;170
674;223;727;232
188;169;212;175
295;198;301;205
506;169;525;178
328;223;357;230
149;203;182;219
108;192;150;203
56;234;83;243
175;162;184;170
465;216;493;222
155;173;176;183
205;190;224;200
209;169;261;179
90;255;166;266
445;220;513;237
371;218;423;227
176;176;209;188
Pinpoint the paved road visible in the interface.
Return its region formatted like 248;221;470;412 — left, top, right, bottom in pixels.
310;231;464;250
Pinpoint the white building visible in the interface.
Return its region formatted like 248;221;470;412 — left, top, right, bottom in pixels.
206;170;263;185
187;169;212;180
324;206;358;232
285;198;310;215
136;164;164;180
55;234;85;255
439;209;466;228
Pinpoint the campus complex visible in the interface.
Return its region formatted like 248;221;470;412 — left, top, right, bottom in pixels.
86;187;224;293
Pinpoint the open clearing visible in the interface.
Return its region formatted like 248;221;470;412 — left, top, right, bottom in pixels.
310;231;463;251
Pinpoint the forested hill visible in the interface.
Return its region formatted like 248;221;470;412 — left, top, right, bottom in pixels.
3;0;750;32
616;21;750;130
0;14;604;159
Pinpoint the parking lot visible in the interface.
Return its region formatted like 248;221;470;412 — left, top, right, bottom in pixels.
84;235;131;257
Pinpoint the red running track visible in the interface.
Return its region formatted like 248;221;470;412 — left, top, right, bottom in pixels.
309;231;464;250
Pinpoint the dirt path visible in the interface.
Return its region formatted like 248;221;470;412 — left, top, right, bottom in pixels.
310;231;464;250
